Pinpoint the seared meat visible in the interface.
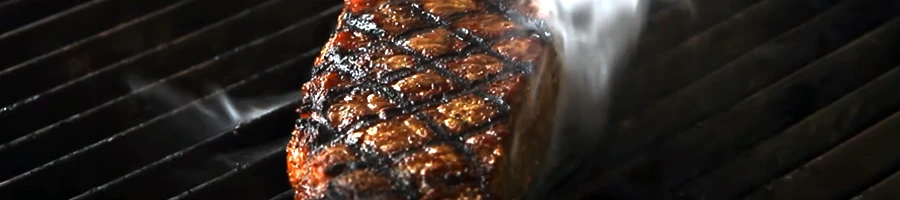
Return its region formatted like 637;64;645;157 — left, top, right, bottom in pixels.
287;0;552;199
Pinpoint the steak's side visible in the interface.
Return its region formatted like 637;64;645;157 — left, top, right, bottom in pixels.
286;0;552;199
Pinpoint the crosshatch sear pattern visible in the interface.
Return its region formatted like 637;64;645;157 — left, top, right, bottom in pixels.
287;0;551;199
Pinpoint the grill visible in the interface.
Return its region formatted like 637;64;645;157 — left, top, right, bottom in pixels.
0;0;898;200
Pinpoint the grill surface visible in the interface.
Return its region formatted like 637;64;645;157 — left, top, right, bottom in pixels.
0;0;898;199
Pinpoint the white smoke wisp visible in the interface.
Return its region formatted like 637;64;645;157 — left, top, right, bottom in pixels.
195;84;298;131
124;74;298;140
524;0;651;197
117;74;299;187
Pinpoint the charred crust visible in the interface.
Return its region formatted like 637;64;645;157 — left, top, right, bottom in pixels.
291;0;549;198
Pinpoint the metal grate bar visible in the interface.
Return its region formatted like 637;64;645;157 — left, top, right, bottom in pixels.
0;0;92;34
71;96;300;200
584;10;900;198
594;0;900;184
0;1;338;183
0;0;269;108
677;16;900;200
854;169;900;200
0;45;320;200
637;0;763;59
0;0;182;70
742;107;900;200
168;137;291;200
615;0;847;117
567;0;852;190
269;190;294;200
0;0;322;142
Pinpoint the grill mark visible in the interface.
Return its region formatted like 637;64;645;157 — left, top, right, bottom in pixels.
288;0;548;199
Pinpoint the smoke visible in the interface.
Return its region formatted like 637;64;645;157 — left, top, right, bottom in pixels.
522;0;651;198
122;72;300;172
123;74;298;138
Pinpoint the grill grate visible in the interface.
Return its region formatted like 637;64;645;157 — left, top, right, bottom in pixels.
576;0;900;199
0;0;898;199
0;0;341;199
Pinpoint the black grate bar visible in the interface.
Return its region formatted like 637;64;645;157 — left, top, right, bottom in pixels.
637;0;763;60
0;0;92;34
654;14;900;192
577;10;900;198
0;47;318;199
0;0;328;143
0;0;183;70
71;95;301;200
571;0;851;186
269;190;294;200
615;0;846;117
741;107;900;200
168;137;292;200
650;13;900;189
0;0;270;109
677;17;900;199
854;169;900;200
593;0;900;184
0;3;339;183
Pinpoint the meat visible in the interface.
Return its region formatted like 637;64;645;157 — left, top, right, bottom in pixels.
286;0;553;199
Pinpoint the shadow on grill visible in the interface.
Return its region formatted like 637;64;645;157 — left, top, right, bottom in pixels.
1;0;900;199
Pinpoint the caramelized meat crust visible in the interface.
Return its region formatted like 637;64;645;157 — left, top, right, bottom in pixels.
288;0;548;199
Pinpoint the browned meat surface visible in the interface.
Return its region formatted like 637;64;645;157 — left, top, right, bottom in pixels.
287;0;551;199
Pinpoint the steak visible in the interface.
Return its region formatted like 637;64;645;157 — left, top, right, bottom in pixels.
286;0;556;199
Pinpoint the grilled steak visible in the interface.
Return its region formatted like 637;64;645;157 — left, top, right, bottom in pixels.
287;0;556;199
